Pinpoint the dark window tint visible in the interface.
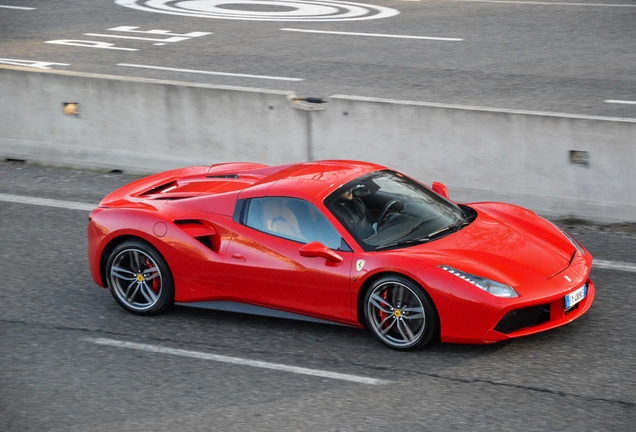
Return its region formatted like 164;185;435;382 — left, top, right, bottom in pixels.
325;170;470;251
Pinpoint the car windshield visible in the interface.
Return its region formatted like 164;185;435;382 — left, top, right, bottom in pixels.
325;170;475;251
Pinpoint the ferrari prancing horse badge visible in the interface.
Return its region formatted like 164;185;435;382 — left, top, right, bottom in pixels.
356;260;366;272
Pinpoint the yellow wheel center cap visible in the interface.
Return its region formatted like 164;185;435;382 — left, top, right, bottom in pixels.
394;310;402;318
136;274;144;282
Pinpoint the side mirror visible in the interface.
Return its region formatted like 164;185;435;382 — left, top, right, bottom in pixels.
299;241;343;264
432;182;450;199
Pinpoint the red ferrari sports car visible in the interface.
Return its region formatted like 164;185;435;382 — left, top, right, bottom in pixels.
88;160;594;350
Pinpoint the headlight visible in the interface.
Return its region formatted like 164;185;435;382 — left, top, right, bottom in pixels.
546;220;586;256
439;265;519;298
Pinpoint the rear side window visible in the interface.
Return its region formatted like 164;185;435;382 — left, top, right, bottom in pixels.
243;197;343;250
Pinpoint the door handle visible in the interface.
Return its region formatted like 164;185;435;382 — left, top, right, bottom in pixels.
231;253;246;262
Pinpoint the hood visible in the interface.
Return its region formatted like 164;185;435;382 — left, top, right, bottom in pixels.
401;203;575;286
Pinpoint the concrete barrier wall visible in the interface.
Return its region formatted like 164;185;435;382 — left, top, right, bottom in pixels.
0;66;307;172
312;96;636;222
1;66;635;222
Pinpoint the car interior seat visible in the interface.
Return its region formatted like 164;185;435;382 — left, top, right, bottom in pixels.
261;199;305;241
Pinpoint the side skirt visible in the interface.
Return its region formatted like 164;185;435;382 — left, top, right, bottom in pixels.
175;301;351;327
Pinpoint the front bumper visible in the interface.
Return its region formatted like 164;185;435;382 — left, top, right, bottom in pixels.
425;249;595;344
481;278;595;342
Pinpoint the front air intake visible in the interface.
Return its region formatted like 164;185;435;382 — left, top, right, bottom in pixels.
494;304;551;334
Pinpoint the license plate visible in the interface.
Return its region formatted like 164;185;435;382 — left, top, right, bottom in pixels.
565;285;587;309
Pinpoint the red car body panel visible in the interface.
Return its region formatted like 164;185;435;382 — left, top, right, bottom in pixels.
88;160;594;344
222;228;354;324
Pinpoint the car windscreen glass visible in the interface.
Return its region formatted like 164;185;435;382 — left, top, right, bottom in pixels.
325;170;472;251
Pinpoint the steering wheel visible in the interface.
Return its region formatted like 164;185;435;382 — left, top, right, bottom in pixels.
377;199;401;228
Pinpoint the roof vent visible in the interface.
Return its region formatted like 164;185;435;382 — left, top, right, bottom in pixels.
140;180;177;196
206;174;239;179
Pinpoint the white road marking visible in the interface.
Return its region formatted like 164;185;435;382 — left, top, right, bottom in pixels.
0;58;69;69
107;26;211;38
84;337;389;385
117;63;304;81
453;0;636;7
593;260;636;273
3;193;636;274
0;193;95;211
0;5;35;9
281;28;463;41
45;40;138;51
115;0;400;22
605;100;636;105
84;33;190;43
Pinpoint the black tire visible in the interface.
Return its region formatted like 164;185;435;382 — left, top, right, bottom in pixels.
363;275;438;350
105;240;174;315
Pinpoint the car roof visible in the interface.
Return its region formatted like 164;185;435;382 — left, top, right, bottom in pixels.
236;160;386;201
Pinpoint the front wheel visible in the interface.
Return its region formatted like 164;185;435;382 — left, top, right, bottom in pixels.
364;275;438;350
105;240;174;315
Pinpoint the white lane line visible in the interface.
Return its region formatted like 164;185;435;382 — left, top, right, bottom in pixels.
0;5;35;9
85;33;189;43
84;337;389;385
605;100;636;105
117;63;304;82
594;260;636;273
0;193;95;211
281;28;463;42
453;0;636;7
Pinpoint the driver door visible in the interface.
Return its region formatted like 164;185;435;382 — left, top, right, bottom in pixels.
224;197;354;323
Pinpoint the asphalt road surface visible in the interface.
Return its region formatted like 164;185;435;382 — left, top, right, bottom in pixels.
1;161;635;431
1;0;635;118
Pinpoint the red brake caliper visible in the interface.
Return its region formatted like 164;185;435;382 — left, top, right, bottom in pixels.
379;289;389;327
146;258;161;293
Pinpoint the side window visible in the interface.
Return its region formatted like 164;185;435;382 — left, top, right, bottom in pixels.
244;197;343;250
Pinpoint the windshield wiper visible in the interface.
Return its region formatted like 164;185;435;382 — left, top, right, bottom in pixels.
373;218;432;250
374;237;431;251
427;216;475;240
374;214;476;251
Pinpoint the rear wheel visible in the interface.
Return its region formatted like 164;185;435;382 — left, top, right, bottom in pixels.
106;240;174;315
364;275;438;350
